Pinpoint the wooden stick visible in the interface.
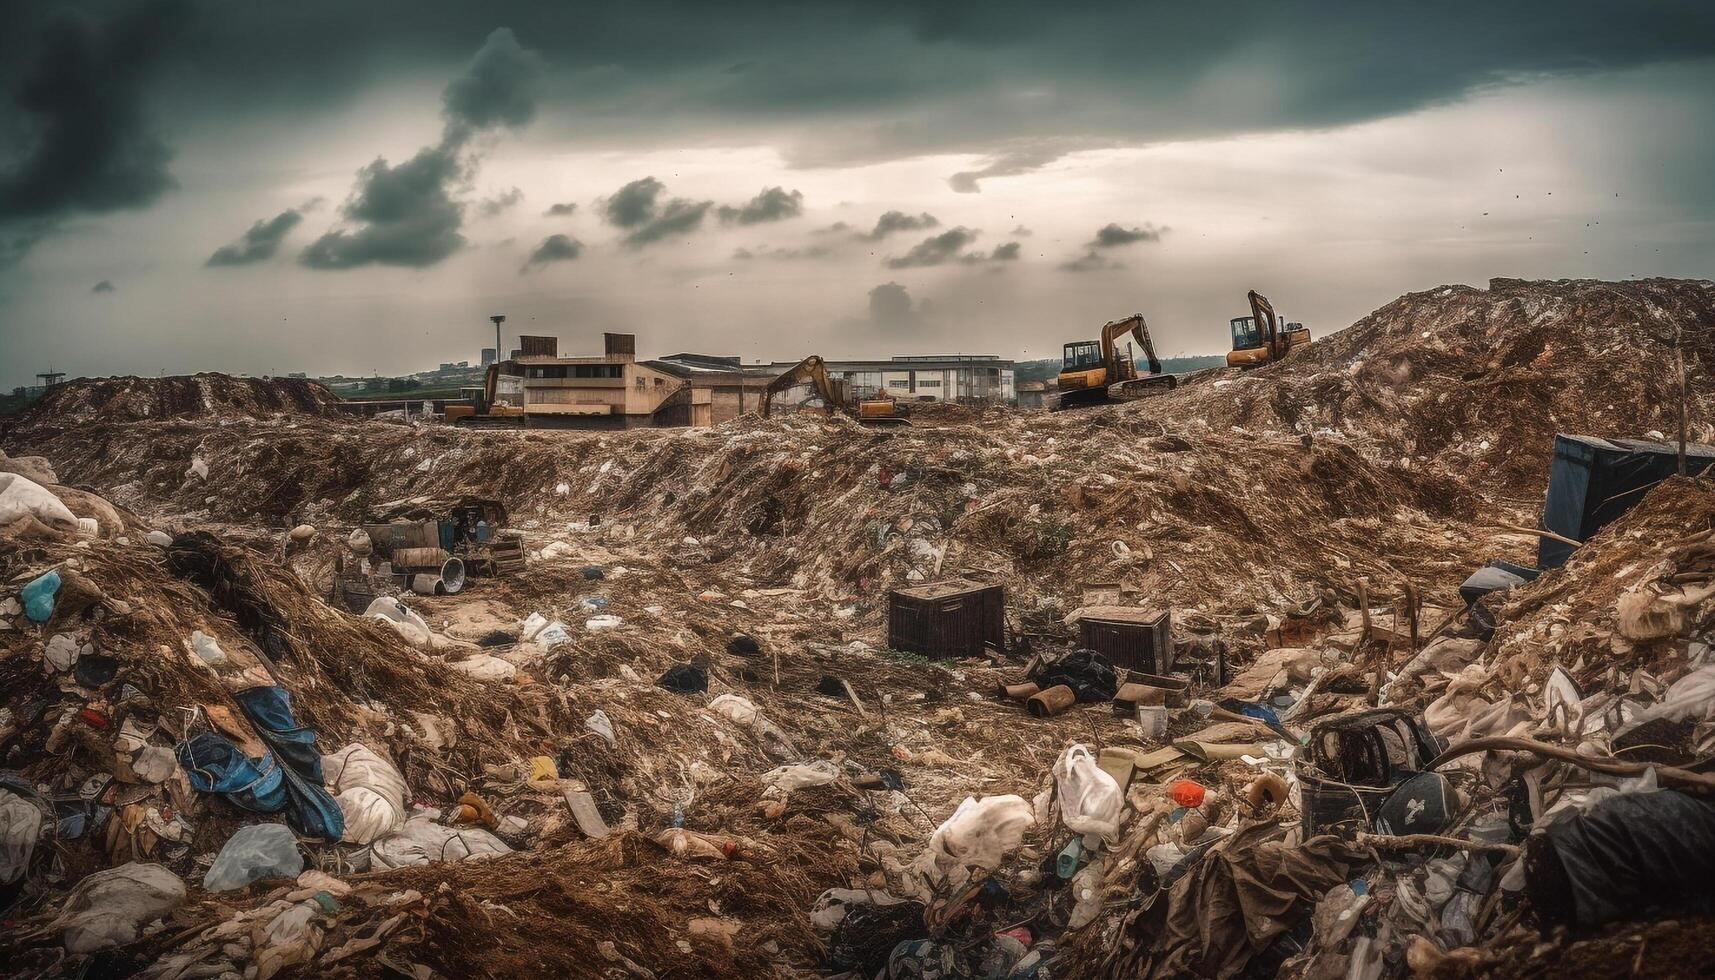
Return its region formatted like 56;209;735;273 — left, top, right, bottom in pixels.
1427;735;1715;791
1499;524;1581;548
1355;831;1519;856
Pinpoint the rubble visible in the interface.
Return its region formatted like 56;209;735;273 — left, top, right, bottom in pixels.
1;276;1712;977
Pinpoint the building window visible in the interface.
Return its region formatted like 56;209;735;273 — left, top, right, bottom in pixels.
654;378;664;388
635;375;646;388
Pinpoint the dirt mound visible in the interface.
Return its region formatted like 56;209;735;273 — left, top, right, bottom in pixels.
1153;277;1715;492
8;373;340;432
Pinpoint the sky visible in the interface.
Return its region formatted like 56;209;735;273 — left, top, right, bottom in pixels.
2;1;1714;388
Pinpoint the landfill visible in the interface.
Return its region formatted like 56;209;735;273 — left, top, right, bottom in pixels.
0;275;1712;978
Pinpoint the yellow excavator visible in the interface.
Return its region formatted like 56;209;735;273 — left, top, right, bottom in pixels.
1055;313;1179;409
762;355;911;426
1226;290;1311;368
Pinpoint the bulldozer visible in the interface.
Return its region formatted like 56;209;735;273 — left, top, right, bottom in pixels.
1054;313;1179;409
1226;290;1311;368
762;355;911;426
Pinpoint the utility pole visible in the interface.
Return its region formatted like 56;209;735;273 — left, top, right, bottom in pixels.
1676;319;1689;477
490;314;506;363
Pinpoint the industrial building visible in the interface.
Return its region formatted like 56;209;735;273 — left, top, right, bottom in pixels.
766;354;1016;405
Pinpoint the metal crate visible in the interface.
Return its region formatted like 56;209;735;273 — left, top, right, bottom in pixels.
887;580;1005;659
1079;608;1172;674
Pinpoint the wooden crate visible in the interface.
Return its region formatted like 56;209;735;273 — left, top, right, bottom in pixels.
887;580;1005;659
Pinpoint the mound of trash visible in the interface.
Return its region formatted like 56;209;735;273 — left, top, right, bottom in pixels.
1157;277;1715;487
7;373;340;432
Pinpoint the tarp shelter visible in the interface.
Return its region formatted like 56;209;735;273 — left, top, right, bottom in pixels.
1538;434;1715;568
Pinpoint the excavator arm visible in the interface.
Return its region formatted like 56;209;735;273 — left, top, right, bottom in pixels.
1248;290;1279;359
1099;314;1163;376
763;355;845;418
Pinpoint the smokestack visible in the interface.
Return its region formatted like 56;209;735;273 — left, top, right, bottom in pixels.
489;314;506;363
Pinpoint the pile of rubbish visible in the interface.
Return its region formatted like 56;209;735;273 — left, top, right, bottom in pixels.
3;275;1713;978
7;373;340;434
1160;277;1715;487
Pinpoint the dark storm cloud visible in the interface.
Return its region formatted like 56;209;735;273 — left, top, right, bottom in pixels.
624;199;712;247
599;177;715;247
99;1;1711;174
601;177;666;228
1090;222;1166;248
439;26;542;138
989;241;1021;261
886;227;979;268
298;28;541;270
91;279;116;293
522;233;582;270
0;1;187;262
300;147;466;268
717;186;805;225
867;211;940;240
544;201;578;216
206;208;305;266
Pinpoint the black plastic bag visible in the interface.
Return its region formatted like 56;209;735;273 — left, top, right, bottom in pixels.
1527;789;1715;928
1027;649;1118;703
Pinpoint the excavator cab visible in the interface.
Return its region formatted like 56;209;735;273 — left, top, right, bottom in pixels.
1063;341;1104;372
1229;316;1262;353
1227;290;1310;368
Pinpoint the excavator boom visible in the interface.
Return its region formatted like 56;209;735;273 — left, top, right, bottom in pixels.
763;355;910;425
1227;289;1311;368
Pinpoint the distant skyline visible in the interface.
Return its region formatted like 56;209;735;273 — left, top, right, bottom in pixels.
3;1;1714;388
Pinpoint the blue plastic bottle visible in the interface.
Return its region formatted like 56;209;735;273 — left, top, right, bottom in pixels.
21;570;60;623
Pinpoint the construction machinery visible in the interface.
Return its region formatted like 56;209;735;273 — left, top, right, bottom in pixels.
1226;290;1311;368
762;355;911;426
1054;313;1179;409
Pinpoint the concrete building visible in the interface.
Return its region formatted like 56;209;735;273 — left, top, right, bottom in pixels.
644;354;775;427
488;333;691;428
1016;380;1051;410
766;354;1016;405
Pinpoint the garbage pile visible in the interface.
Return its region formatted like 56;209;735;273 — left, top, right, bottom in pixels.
1158;276;1715;487
7;373;341;433
2;275;1713;977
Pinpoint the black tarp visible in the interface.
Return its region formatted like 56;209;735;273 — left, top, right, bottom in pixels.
1527;789;1715;928
1537;434;1715;569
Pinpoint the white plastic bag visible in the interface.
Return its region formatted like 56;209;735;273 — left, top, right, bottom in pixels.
762;760;840;795
322;743;409;844
0;473;77;529
925;794;1034;874
365;597;432;647
51;862;185;953
710;693;760;727
369;815;511;869
1;789;45;885
1054;744;1123;843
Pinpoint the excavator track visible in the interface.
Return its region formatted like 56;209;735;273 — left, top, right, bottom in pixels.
1053;373;1177;410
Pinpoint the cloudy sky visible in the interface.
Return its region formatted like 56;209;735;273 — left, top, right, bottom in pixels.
2;1;1713;388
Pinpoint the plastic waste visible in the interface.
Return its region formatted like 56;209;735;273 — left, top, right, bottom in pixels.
0;473;78;529
763;759;840;795
1;788;45;885
44;633;84;671
144;529;173;547
656;663;708;694
190;630;229;665
809;887;906;931
321;743;408;845
710;693;760;726
364;597;432;647
585;710;616;745
1053;744;1123;843
1055;837;1084;879
1168;779;1207;808
1068;862;1106;929
584;614;623;631
21;570;61;623
50;862;185;954
446;653;516;682
370;814;512;869
204;823;303;892
925;794;1034;875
